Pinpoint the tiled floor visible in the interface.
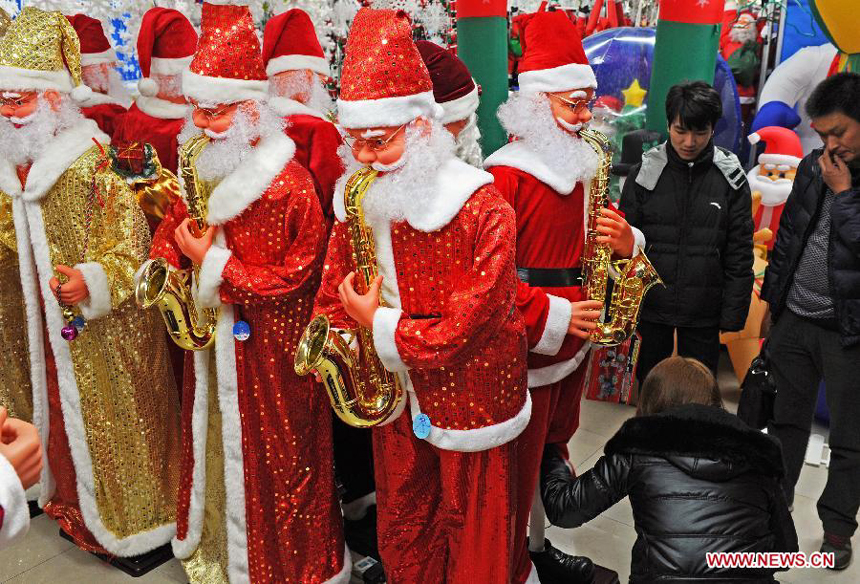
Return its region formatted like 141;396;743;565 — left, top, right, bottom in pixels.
1;350;855;583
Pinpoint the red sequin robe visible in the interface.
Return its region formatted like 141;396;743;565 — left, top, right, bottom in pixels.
112;96;189;175
149;132;348;583
313;158;530;582
486;139;645;583
270;97;343;231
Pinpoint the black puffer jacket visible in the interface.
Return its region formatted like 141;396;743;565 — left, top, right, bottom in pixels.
761;149;860;347
620;142;754;330
542;404;798;583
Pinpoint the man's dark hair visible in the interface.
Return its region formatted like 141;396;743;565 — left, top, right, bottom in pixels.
806;72;860;123
665;80;723;131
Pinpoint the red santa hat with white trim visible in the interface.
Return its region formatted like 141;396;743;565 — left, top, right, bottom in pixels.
517;6;597;94
66;14;117;67
262;9;330;78
336;8;442;129
136;7;198;98
182;1;268;106
748;126;803;168
416;40;480;125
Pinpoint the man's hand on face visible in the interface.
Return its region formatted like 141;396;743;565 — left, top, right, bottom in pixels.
819;150;853;194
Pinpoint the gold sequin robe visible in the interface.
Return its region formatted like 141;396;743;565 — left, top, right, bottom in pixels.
0;119;181;556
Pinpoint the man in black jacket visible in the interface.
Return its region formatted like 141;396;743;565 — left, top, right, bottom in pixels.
761;72;860;569
620;81;754;381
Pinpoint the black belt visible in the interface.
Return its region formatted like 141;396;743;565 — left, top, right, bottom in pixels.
517;267;583;287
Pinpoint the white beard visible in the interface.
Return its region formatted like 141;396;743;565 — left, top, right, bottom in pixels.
0;96;85;166
747;165;793;207
453;113;484;167
82;65;132;107
335;121;456;226
178;101;285;183
270;72;334;115
497;91;599;184
729;19;757;45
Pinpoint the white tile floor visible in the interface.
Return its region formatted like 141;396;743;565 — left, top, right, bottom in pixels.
1;350;855;583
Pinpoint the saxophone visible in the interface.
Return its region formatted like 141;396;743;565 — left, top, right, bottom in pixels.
580;128;663;346
135;134;218;351
294;167;405;428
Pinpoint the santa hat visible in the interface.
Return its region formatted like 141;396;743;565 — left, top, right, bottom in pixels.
0;7;93;102
263;9;330;78
182;1;268;105
517;8;597;94
416;40;479;125
748;126;803;168
66;14;116;67
336;9;442;129
136;7;198;98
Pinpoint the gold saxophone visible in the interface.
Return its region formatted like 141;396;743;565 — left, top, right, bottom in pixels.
294;167;405;428
580;128;663;346
135;134;218;351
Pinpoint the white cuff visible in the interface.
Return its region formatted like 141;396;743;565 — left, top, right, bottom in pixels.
531;294;572;356
0;453;29;548
75;262;112;320
196;245;232;309
631;226;645;258
372;306;409;373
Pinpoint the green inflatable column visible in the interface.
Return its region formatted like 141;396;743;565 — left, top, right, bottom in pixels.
645;0;725;136
456;0;508;156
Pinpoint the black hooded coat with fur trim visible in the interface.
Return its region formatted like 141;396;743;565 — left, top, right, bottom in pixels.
541;404;798;582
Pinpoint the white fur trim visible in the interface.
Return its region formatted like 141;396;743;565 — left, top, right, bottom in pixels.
531;294;571;356
135;95;189;119
266;54;330;77
631;226;645;258
0;453;29;547
408;386;532;452
758;153;801;168
372;306;409;373
70;85;94;103
324;545;353;584
206;132;296;225
182;69;268;106
440;86;479;125
267;96;327;119
527;343;591;388
518;63;597;94
197;243;232;309
171;349;211;558
137;78;160;98
74;262;112;320
0;65;74;93
17;199;175;555
484;140;580;195
76;90;124;109
151;56;194;77
80;49;117;67
21;120;109;202
337;90;443;129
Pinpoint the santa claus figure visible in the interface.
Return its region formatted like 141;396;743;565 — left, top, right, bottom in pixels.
146;2;345;582
416;40;483;166
720;3;762;111
484;7;643;583
313;8;530;582
262;9;342;229
747;126;802;250
66;14;130;136
112;7;197;176
0;7;180;558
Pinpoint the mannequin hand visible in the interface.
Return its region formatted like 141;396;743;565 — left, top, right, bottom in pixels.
819;152;852;195
339;272;381;329
568;300;603;339
0;407;42;490
49;265;89;305
175;219;216;265
596;208;635;258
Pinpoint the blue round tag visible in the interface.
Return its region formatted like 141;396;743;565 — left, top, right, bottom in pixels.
412;413;432;440
72;316;86;332
233;320;251;342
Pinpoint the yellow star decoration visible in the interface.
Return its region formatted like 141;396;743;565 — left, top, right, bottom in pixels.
621;79;647;108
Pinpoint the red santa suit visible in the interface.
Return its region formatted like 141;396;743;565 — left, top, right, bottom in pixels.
147;3;348;581
263;9;343;229
113;98;187;174
315;9;530;583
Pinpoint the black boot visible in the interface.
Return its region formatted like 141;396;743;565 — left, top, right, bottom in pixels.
529;537;595;584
